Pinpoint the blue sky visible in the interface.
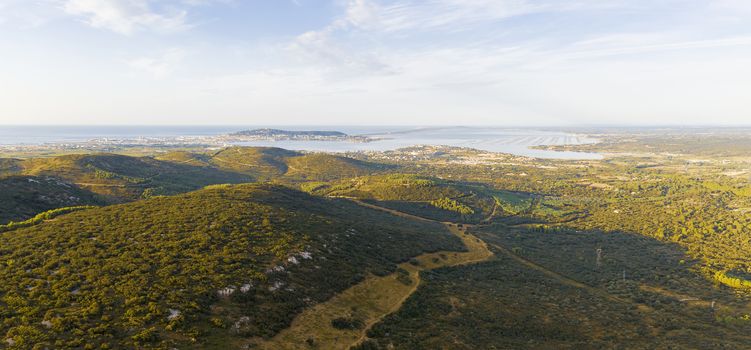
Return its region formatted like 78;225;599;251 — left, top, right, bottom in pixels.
1;0;750;125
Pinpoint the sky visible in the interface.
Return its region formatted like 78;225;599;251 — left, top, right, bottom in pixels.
0;0;750;126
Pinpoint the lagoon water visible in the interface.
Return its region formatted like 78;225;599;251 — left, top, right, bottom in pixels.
0;126;601;159
237;127;602;159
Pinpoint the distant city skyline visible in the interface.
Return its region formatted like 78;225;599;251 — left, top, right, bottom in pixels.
1;0;750;125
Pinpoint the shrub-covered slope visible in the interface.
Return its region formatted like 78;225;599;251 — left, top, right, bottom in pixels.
0;176;101;224
208;147;299;178
311;174;500;223
207;147;391;180
5;153;252;202
284;153;393;181
0;183;462;349
0;158;22;177
0;148;391;222
358;226;751;349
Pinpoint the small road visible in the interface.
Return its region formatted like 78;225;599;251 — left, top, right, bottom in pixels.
253;199;492;350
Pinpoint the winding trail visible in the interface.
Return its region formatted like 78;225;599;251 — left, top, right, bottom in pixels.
74;183;137;187
485;241;627;304
252;199;644;349
252;200;493;350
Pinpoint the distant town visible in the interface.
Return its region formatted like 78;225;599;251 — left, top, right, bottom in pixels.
227;128;375;142
0;129;378;156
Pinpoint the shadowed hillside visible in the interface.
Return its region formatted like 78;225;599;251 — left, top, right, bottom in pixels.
2;153;252;202
0;183;463;349
0;158;22;176
310;174;502;223
0;148;393;222
358;225;751;349
0;176;101;224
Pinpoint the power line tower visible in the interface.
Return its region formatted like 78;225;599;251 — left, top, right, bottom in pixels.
596;248;602;269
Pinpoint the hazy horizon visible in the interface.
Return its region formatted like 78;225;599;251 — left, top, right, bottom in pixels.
4;123;751;128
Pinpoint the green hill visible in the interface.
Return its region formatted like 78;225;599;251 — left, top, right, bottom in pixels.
199;147;391;181
0;183;462;349
6;153;252;202
154;151;213;167
313;174;464;201
284;153;393;181
0;176;101;224
0;148;390;222
0;158;22;176
208;147;300;178
311;174;499;223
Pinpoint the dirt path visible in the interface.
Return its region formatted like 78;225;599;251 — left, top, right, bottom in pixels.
485;242;627;304
74;183;137;187
250;199;635;349
246;199;751;349
252;203;492;350
210;157;257;168
349;199;440;223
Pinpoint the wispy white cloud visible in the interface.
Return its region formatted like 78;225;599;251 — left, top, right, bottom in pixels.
0;0;61;28
184;0;751;125
711;0;751;13
344;0;542;32
564;36;751;60
290;28;394;77
0;0;231;33
62;0;189;34
127;47;188;78
4;0;751;125
334;0;633;33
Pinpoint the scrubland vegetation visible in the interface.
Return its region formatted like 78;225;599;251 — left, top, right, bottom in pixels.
0;184;461;349
0;175;100;224
0;148;387;222
0;205;98;233
3;136;751;349
310;174;497;223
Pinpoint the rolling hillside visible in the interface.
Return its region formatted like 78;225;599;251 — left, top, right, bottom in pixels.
310;174;502;223
0;183;463;349
207;147;391;180
0;148;392;223
153;151;213;167
358;225;751;349
0;153;252;203
0;176;101;224
208;147;299;178
0;158;22;177
284;153;393;181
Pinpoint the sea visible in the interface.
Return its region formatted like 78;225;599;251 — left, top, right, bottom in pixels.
0;125;601;160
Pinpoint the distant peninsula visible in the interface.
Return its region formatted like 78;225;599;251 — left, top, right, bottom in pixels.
224;128;376;142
